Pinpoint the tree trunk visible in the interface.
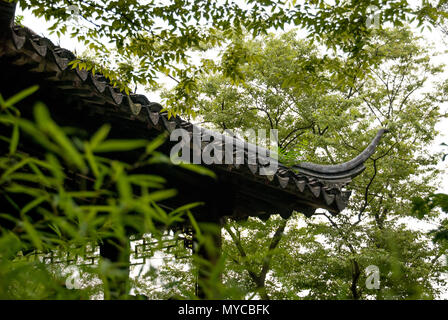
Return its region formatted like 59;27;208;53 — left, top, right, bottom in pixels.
225;218;287;300
350;259;361;300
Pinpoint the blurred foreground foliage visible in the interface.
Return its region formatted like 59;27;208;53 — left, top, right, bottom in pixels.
0;86;211;299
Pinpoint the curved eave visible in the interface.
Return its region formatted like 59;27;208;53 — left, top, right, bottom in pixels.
293;129;388;181
0;20;388;218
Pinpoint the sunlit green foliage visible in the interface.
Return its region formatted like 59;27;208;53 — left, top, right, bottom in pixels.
8;0;448;116
412;192;448;260
187;27;448;299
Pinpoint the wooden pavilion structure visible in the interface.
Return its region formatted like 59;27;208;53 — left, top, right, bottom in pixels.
0;2;386;299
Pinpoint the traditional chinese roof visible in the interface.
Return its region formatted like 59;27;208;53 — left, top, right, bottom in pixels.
0;3;386;220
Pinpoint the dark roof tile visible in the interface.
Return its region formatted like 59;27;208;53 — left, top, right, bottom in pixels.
0;24;388;217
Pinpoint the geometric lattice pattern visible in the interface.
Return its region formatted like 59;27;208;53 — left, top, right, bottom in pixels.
24;244;99;266
19;228;194;266
131;228;194;265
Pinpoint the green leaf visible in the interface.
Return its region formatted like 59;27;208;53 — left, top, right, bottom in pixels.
84;142;100;177
179;163;216;179
34;103;87;172
66;191;108;198
2;85;39;109
22;219;43;251
90;124;111;149
170;202;204;215
0;158;32;182
127;174;166;188
9;121;19;155
93;139;148;153
145;133;168;154
187;210;202;239
21;196;48;215
146;189;178;202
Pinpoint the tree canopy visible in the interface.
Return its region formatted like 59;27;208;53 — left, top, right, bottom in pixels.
179;27;448;299
9;0;448;116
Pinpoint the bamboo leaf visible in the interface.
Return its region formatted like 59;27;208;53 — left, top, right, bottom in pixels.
2;85;39;109
9;121;19;155
93;139;148;153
